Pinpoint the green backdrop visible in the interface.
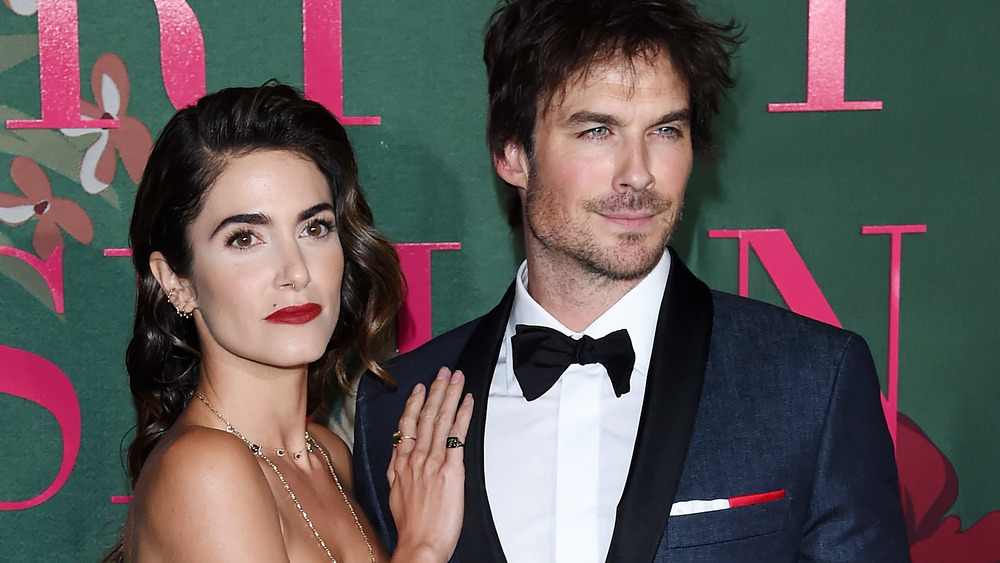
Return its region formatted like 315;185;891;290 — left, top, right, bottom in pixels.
1;1;997;561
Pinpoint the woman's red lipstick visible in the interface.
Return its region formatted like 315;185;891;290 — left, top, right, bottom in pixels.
265;303;322;325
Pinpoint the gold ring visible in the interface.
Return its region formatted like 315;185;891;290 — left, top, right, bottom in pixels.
392;430;417;447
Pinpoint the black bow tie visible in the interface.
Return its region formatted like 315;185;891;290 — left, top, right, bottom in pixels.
510;324;635;401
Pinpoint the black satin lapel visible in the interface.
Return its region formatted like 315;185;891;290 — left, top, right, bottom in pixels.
452;283;514;563
606;248;713;563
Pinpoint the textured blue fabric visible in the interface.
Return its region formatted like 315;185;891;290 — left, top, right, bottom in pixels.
660;293;909;561
352;254;910;562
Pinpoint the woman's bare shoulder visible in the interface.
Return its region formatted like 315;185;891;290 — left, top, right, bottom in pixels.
130;425;289;562
143;425;266;492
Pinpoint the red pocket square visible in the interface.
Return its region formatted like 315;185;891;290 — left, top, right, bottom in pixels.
670;489;786;516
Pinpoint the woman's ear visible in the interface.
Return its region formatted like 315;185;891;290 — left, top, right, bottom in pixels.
150;251;196;317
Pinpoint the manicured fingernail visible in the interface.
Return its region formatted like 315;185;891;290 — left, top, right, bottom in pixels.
411;383;423;395
436;369;448;380
463;393;473;405
450;371;461;384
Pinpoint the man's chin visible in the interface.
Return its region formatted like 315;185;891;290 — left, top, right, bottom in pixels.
582;243;667;281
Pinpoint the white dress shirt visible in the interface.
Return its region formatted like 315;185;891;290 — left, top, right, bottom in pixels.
484;252;671;563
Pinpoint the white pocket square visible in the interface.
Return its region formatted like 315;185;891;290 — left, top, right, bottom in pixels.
670;489;786;516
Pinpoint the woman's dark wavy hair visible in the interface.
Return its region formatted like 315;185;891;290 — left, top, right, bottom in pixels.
484;0;744;228
124;82;403;487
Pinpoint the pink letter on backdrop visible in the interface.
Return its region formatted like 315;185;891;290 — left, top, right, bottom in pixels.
0;245;64;312
709;227;926;448
394;242;461;353
0;345;81;510
768;0;882;113
302;0;380;125
151;0;207;110
102;248;132;258
6;0;118;130
708;229;840;326
861;224;926;448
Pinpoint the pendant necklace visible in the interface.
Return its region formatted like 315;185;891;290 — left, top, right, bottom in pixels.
195;392;375;563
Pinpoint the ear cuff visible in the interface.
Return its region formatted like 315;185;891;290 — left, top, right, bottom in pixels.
167;288;193;319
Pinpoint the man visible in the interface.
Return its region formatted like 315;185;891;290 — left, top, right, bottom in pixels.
354;0;911;561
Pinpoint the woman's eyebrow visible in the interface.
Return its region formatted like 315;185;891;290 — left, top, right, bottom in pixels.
211;212;269;237
298;203;335;223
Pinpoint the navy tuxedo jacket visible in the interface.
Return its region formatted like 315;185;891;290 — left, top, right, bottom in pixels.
353;249;911;562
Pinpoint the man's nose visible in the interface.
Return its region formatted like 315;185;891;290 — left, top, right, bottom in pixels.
613;137;654;193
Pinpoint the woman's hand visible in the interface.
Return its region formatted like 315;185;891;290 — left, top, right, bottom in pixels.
388;367;473;563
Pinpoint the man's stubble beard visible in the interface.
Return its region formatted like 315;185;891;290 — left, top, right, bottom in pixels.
523;173;682;283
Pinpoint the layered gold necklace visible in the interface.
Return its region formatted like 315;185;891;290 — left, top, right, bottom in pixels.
195;392;375;563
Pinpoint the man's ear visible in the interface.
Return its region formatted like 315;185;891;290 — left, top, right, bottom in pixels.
149;251;196;315
493;142;530;189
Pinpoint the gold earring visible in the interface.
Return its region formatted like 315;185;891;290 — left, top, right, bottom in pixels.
167;288;192;319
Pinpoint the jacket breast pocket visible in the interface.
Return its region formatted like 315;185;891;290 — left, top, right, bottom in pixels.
665;496;790;548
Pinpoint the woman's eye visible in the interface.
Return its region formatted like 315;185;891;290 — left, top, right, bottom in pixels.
304;219;333;238
227;231;259;248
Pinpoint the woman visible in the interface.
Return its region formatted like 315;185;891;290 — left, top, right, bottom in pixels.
106;84;471;562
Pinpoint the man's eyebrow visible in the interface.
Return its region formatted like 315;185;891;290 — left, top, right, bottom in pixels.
565;111;624;128
564;108;692;129
298;203;335;223
211;212;269;237
653;109;692;126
